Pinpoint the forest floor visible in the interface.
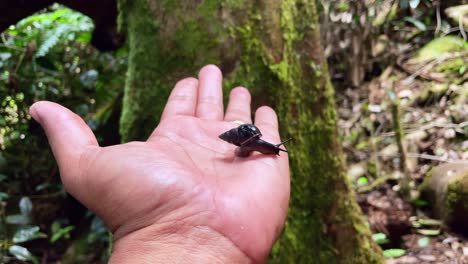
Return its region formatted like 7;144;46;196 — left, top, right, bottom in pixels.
336;54;467;263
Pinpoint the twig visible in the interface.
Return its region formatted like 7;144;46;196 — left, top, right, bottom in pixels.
370;124;381;178
389;83;411;198
0;43;26;52
400;56;446;85
357;175;396;193
459;13;467;41
406;153;458;163
1;33;7;44
381;121;468;137
0;201;8;256
443;27;468;35
408;121;468;135
0;33;26;52
14;50;26;73
435;4;441;36
8;191;65;200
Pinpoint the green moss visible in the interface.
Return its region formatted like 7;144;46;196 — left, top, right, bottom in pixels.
445;171;468;225
118;0;225;142
435;58;465;74
223;0;247;9
117;0;129;33
119;0;163;141
409;36;468;64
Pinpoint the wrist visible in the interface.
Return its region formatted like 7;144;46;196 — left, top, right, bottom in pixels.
109;224;253;264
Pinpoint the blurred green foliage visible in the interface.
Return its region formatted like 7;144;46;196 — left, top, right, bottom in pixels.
0;4;126;263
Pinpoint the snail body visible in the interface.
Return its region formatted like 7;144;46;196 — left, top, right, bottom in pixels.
219;124;289;157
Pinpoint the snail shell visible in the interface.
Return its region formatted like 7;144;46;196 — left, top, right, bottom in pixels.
218;124;262;146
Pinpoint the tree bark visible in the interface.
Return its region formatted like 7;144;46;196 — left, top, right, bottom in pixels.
118;0;384;263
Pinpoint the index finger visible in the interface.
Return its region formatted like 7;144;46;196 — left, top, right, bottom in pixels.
160;77;198;121
254;106;281;144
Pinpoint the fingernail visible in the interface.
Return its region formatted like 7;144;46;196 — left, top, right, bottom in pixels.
29;103;42;123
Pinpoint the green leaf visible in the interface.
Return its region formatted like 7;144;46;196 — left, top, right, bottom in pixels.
411;221;422;228
76;31;92;43
35;183;52;192
336;2;350;11
418;237;430;247
409;0;420;9
383;248;406;258
7;27;18;36
13;226;47;243
51;221;60;233
417;229;440;236
411;198;428;207
80;69;99;88
75;104;90;117
19;197;33;216
418;218;442;227
0;52;12;61
459;65;466;74
357;176;369;186
8;245;39;264
50;225;75;243
6;214;29;225
386;89;397;102
400;0;409;8
35;24;68;58
404;17;427;31
0;192;8;201
355;141;368;150
372;233;390;245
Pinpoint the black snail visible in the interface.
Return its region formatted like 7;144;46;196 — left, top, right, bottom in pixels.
219;124;290;157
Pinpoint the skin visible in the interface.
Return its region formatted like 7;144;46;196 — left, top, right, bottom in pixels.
30;65;290;263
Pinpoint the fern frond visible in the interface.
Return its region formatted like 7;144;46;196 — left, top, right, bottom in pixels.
35;24;68;58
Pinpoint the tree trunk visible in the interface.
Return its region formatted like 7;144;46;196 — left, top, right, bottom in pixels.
118;0;384;263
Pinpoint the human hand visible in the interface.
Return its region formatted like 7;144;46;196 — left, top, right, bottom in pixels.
30;65;290;263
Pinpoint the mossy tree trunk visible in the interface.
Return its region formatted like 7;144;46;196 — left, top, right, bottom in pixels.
118;0;384;263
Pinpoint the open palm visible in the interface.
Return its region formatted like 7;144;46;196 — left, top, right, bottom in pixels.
30;65;290;262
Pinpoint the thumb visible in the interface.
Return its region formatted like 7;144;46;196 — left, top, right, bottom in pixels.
30;101;99;192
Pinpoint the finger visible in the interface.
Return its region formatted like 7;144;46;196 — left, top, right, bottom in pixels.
254;106;280;143
224;87;252;123
29;101;99;190
195;65;223;120
160;77;198;121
